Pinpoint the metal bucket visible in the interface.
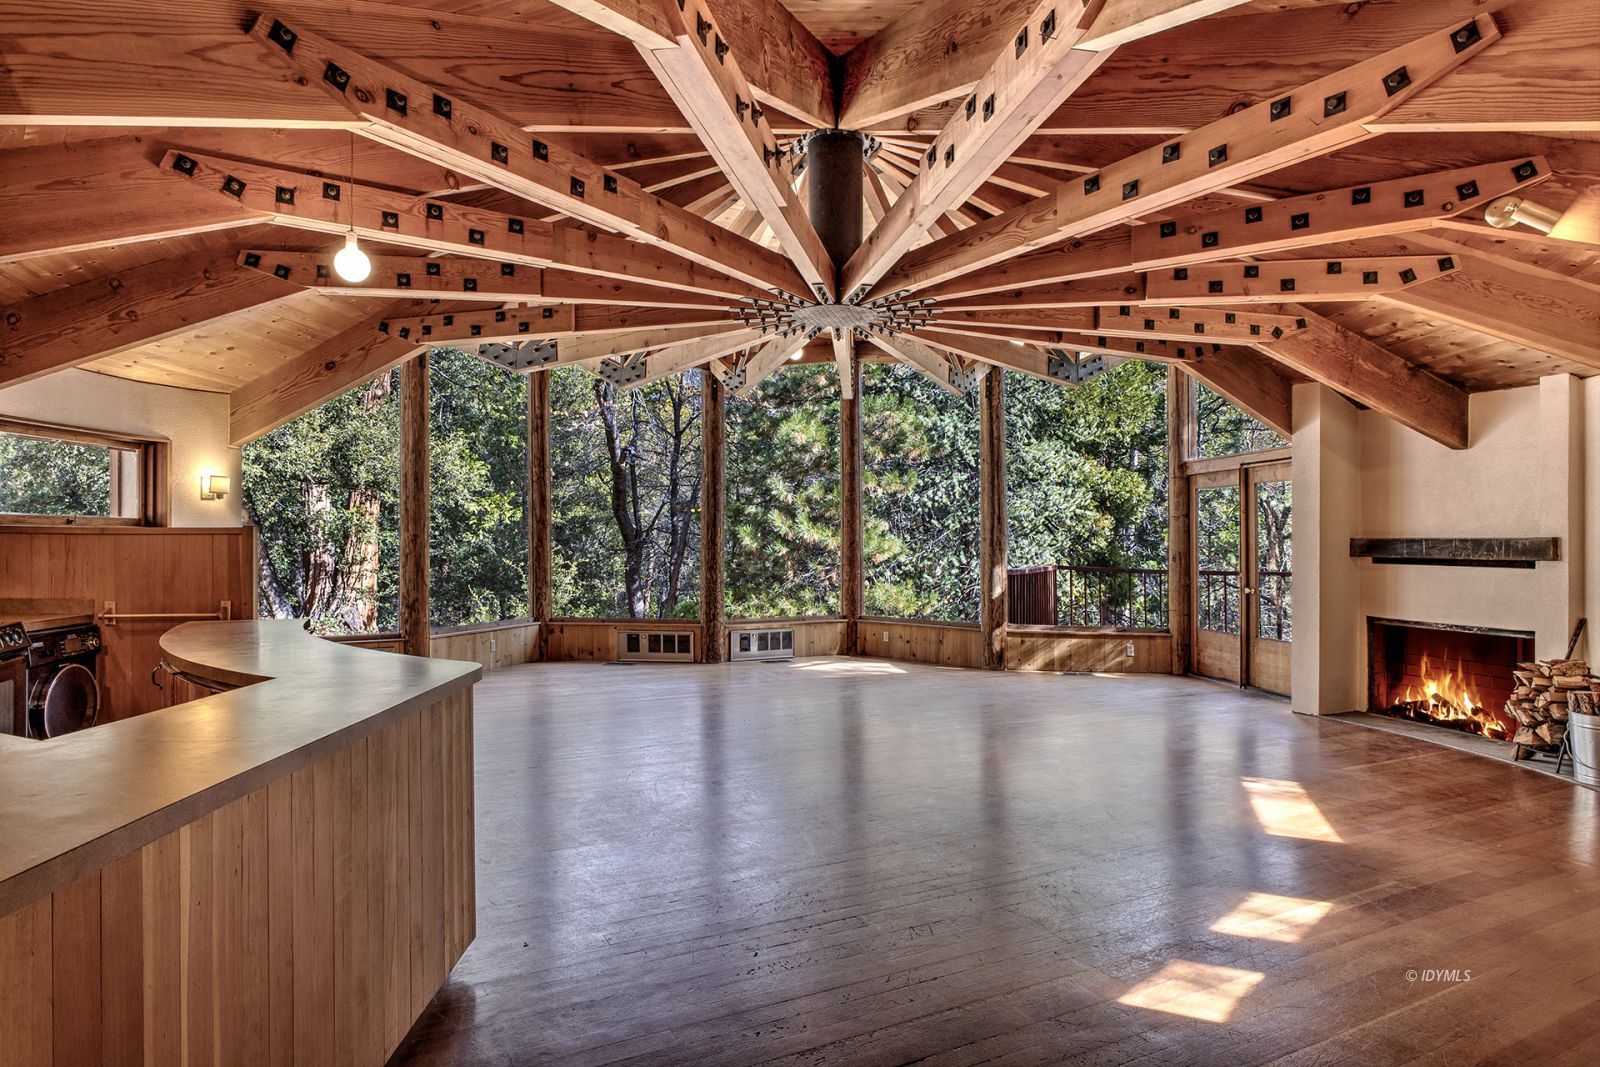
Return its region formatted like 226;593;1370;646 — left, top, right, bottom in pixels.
1570;709;1600;788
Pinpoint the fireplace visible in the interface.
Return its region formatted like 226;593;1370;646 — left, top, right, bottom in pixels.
1366;618;1534;742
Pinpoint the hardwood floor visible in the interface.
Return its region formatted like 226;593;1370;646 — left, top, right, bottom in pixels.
389;658;1600;1066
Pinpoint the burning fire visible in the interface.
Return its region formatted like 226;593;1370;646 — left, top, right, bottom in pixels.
1392;653;1508;739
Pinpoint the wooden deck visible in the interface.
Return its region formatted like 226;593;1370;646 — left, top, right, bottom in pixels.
390;657;1600;1066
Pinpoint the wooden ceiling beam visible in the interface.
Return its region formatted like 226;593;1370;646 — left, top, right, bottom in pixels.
1377;259;1600;369
1252;305;1468;449
621;327;767;390
234;251;730;309
1146;255;1462;304
867;14;1502;299
934;307;1098;333
0;2;686;133
543;0;836;128
161;151;763;303
1077;0;1259;52
1178;346;1294;439
247;13;809;299
862;333;968;396
1;253;298;387
730;335;806;395
912;327;1067;384
560;323;750;364
378;304;736;348
832;331;856;399
229;302;428;445
1095;304;1307;343
842;0;1113;299
916;158;1550;300
640;0;832;296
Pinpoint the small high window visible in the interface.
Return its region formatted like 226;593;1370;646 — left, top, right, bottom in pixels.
0;419;168;525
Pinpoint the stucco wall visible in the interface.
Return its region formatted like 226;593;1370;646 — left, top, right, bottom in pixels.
0;370;243;527
1294;375;1592;714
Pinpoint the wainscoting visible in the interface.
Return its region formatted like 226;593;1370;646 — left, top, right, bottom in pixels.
1008;628;1173;674
0;525;256;719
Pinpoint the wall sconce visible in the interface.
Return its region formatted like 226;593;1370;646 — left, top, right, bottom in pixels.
1484;195;1561;234
201;474;230;501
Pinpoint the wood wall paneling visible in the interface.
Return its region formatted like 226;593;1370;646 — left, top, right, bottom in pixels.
0;526;255;719
0;690;474;1067
429;622;540;672
1006;630;1175;674
857;619;985;669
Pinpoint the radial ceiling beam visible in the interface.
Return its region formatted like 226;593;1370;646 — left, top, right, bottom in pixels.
235;251;729;309
1377;258;1600;370
563;323;750;364
862;333;968;397
1146;255;1461;304
1076;0;1262;51
1095;305;1307;343
0;254;299;387
729;335;806;396
247;13;809;299
832;331;857;399
621;327;768;390
542;0;834;127
842;0;1113;300
1254;305;1468;449
379;304;735;348
913;327;1071;384
639;0;833;298
163;151;763;303
916;159;1550;300
868;15;1501;299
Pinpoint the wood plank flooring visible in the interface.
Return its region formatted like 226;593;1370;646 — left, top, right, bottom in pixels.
388;658;1600;1066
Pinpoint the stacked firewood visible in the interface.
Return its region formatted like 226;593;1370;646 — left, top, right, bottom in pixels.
1505;659;1600;750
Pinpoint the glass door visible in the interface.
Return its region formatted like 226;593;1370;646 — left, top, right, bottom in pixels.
1193;471;1243;684
1245;462;1292;694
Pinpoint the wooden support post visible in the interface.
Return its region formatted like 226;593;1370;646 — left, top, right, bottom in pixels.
700;371;727;664
528;369;553;661
1166;366;1193;676
979;369;1008;671
839;357;864;655
400;353;431;658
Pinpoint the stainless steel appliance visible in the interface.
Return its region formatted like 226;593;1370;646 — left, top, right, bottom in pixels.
0;620;29;737
25;622;102;738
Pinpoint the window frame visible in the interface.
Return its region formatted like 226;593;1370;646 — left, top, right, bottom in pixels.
0;416;170;527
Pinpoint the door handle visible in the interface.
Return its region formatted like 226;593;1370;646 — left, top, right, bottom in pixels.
1242;587;1255;595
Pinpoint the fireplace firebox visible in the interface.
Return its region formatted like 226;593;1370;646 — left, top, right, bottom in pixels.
1367;618;1535;741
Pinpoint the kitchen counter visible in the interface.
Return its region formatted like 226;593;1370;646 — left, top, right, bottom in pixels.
0;620;481;1066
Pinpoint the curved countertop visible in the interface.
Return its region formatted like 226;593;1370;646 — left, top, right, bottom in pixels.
0;620;480;917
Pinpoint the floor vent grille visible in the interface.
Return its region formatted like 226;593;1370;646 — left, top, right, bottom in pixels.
617;631;695;662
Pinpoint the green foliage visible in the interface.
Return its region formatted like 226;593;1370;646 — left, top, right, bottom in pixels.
550;364;701;619
243;371;402;633
1195;382;1287;457
862;363;980;621
1006;361;1169;571
428;350;529;627
0;432;114;517
725;364;841;617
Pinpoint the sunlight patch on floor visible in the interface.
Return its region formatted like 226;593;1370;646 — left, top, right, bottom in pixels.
1240;777;1343;842
1210;892;1334;943
1116;961;1265;1023
792;660;908;675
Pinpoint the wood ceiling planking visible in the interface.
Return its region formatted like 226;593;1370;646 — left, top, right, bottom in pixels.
82;290;394;393
778;0;921;52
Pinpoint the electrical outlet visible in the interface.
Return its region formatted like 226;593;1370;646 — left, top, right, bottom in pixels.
490;636;497;652
1124;642;1135;658
883;630;889;641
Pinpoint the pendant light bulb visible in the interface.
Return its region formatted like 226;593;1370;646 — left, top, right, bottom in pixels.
334;233;371;282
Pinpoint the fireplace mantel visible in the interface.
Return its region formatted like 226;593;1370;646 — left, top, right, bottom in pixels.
1349;537;1560;568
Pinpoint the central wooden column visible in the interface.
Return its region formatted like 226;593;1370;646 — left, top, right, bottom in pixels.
807;130;867;655
528;369;552;660
400;353;431;657
700;372;727;663
979;370;1008;670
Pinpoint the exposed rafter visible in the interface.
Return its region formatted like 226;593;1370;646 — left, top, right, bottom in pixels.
162;151;763;302
868;16;1502;298
1;254;298;387
640;0;834;297
246;12;811;298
